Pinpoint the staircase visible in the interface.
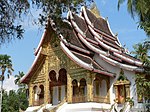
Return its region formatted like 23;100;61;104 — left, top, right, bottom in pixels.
49;98;67;112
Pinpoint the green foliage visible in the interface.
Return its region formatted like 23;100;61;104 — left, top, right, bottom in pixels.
126;98;134;107
0;0;93;45
131;41;150;100
0;0;29;45
15;71;26;90
17;89;29;111
0;54;13;80
0;55;28;111
2;90;28;112
136;74;150;100
118;0;150;36
31;0;93;30
132;41;150;67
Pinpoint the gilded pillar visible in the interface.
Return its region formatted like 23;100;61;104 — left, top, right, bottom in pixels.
125;84;130;99
44;56;50;104
87;73;93;102
67;74;72;103
29;83;33;106
114;85;118;102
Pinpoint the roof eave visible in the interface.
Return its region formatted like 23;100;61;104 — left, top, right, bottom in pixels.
21;47;42;84
60;41;115;77
34;30;47;56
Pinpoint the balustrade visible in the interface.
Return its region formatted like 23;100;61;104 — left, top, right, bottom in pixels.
72;95;109;103
93;95;109;103
33;98;44;106
72;95;87;103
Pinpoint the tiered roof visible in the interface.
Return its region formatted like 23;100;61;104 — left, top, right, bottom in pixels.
52;7;142;75
21;6;143;83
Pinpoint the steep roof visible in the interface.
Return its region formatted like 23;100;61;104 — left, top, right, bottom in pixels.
21;6;143;84
51;6;143;73
21;47;46;83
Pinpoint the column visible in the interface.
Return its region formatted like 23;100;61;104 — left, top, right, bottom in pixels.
87;73;93;102
67;74;72;103
125;84;130;99
44;57;50;104
29;83;33;106
114;85;118;103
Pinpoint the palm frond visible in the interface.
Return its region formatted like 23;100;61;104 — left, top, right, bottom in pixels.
0;54;13;80
117;0;126;10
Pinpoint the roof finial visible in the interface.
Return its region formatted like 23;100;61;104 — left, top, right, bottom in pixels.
90;2;100;18
115;33;118;37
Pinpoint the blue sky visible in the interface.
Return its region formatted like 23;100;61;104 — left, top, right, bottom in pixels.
0;0;147;91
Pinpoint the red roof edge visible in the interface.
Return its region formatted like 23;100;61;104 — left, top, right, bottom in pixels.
34;30;47;56
21;47;42;83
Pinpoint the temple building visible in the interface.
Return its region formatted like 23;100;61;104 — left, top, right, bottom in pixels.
21;6;144;112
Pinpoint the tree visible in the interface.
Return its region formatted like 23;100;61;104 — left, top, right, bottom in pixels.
17;89;28;111
1;90;9;112
15;71;26;90
0;70;29;112
33;0;93;26
0;0;29;45
0;55;13;79
0;54;13;112
1;90;28;112
0;0;93;46
132;42;149;63
131;42;150;101
14;71;29;111
118;0;150;36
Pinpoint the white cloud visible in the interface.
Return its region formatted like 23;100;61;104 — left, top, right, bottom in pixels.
3;76;18;92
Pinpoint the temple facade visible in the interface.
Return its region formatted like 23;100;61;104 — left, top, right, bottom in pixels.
21;6;144;112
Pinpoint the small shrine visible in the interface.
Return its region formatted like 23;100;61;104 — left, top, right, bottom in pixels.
114;69;131;104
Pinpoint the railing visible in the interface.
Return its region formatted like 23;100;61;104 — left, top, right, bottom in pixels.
93;95;109;103
72;95;109;103
72;95;87;103
33;98;44;106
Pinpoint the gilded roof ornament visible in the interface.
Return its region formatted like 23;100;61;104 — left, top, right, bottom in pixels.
114;69;130;85
90;2;100;18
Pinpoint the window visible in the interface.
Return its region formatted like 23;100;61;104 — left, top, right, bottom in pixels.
79;78;87;96
93;78;100;96
72;79;78;96
100;80;107;97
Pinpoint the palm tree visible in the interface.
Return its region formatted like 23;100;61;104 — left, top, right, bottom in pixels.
118;0;142;17
15;71;26;92
131;42;150;102
118;0;149;19
15;71;28;111
15;71;25;87
118;0;150;36
0;54;13;112
132;43;149;62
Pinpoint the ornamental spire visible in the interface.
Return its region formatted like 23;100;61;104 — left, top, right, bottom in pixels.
90;2;100;18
